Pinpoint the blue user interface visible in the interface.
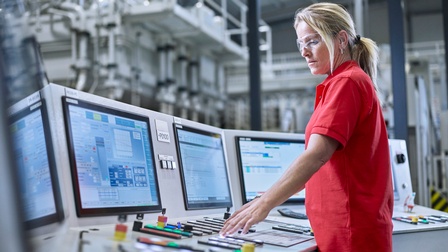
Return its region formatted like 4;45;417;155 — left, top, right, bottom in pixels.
236;137;306;203
63;97;161;216
10;101;63;228
174;124;232;210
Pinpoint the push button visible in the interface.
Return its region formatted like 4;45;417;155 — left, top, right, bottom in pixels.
396;153;406;164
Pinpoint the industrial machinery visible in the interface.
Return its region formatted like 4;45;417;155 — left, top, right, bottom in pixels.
24;0;272;128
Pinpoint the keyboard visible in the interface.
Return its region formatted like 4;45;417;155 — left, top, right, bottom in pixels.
277;208;308;219
182;217;256;236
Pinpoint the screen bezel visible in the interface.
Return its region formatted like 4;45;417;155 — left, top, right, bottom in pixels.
9;100;65;229
62;96;162;217
235;136;306;205
173;123;233;210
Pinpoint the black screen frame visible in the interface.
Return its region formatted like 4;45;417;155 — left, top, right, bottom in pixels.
9;100;65;229
173;123;233;210
235;136;306;205
62;96;162;217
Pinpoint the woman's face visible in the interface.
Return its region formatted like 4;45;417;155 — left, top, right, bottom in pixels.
295;21;331;75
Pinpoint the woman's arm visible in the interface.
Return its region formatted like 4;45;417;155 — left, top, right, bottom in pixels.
220;133;339;235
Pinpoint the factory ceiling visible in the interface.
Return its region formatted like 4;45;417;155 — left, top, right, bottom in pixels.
254;0;442;25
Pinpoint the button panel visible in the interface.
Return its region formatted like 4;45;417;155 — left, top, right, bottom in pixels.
158;154;176;169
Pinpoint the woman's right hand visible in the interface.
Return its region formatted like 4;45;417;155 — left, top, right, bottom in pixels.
219;197;271;236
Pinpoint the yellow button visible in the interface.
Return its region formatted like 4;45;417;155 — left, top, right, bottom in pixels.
241;242;255;252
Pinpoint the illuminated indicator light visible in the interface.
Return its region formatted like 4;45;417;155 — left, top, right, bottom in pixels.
167;242;179;247
114;223;128;241
241;242;255;252
157;221;166;228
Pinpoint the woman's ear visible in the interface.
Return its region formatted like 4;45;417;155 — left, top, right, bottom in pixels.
338;30;349;49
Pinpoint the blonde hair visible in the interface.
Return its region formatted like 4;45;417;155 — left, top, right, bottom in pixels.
294;2;379;92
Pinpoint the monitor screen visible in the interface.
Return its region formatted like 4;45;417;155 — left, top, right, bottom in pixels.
173;124;232;210
9;100;64;229
235;136;306;204
62;97;162;217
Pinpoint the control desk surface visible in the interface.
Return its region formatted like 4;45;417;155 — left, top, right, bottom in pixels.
31;204;448;252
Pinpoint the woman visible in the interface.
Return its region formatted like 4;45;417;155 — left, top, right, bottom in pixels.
220;3;393;251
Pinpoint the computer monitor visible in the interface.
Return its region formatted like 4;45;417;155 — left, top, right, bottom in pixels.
9;100;65;229
2;86;30;252
235;136;306;204
173;123;232;210
62;97;162;217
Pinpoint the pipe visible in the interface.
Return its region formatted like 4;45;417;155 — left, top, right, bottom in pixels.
108;29;115;67
191;96;200;122
75;34;89;90
158;46;166;86
217;62;225;97
189;60;199;94
179;57;188;90
104;0;119;99
75;69;87;91
105;8;117;93
49;2;89;91
166;44;175;84
79;33;87;64
59;1;87;31
132;31;142;106
88;8;101;93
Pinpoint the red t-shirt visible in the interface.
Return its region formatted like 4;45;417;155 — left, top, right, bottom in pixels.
305;61;393;252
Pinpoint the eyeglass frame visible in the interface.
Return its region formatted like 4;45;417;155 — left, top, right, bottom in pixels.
296;33;321;53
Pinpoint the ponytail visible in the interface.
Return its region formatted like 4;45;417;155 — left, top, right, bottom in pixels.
351;36;379;92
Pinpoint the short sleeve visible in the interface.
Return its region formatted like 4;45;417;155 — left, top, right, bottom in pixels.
311;77;362;148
